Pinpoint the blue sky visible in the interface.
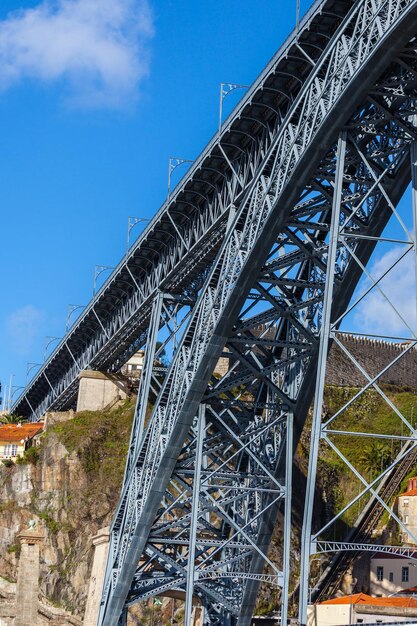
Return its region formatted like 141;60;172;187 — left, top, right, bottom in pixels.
0;0;415;407
0;0;314;403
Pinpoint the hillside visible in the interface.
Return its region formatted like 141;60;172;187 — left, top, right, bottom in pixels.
0;383;416;622
0;401;134;618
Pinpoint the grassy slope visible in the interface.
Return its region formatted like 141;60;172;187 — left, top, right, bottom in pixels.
51;399;135;503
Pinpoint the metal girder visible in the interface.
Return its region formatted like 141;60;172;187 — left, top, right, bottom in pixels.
12;0;354;422
298;129;417;623
98;2;417;625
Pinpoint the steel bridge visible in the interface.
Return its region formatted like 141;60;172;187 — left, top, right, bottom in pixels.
11;0;417;624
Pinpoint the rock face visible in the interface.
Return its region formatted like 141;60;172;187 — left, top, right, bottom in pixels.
0;402;134;620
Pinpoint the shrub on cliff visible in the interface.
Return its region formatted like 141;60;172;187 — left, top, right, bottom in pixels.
16;445;40;465
50;399;135;505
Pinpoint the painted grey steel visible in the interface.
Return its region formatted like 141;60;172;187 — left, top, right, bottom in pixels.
11;0;364;424
298;141;417;622
298;131;347;619
281;410;293;626
99;1;417;624
7;0;417;623
184;405;205;626
316;542;417;559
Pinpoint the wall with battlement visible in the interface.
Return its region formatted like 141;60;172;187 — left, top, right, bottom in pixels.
326;334;417;388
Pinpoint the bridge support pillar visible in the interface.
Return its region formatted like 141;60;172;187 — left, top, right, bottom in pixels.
83;527;110;626
76;370;128;412
15;523;45;626
299;132;347;624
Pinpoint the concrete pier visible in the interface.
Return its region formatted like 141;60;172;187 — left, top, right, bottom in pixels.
15;524;45;626
83;527;110;626
76;371;128;412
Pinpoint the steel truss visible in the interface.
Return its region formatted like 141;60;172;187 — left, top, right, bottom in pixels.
11;0;368;421
298;135;417;621
98;1;417;624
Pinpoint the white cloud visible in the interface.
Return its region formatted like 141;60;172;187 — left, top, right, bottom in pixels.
5;305;45;355
352;246;417;336
0;0;153;108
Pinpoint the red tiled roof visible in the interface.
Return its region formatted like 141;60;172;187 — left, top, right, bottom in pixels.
0;423;44;443
321;593;417;608
399;489;417;497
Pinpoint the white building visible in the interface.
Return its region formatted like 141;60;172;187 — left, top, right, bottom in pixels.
370;553;417;597
308;593;417;626
121;351;145;377
398;477;417;544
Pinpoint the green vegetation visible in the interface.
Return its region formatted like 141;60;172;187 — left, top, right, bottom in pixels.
15;446;40;465
0;500;18;513
306;385;417;529
6;543;20;557
0;414;26;424
50;399;135;501
0;574;16;584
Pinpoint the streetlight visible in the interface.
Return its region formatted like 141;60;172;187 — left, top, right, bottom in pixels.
167;157;193;199
66;304;85;333
26;363;42;386
218;82;248;133
4;374;13;412
10;386;25;404
93;265;114;296
44;337;61;363
296;0;301;36
126;216;150;254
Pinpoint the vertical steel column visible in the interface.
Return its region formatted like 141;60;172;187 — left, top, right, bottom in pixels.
298;132;347;624
118;608;127;626
411;141;417;327
122;291;164;489
136;292;164;445
281;409;293;626
184;404;205;626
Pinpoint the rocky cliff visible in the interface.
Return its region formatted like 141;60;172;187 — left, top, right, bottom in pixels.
1;380;417;622
0;400;134;619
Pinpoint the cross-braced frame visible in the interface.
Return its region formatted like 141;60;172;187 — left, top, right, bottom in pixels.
99;2;417;623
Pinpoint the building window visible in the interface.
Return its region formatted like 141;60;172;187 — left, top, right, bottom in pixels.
389;572;394;582
3;444;18;457
402;566;409;582
404;498;410;506
404;514;409;524
377;566;384;581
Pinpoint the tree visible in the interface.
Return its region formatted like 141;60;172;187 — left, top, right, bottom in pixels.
358;440;392;477
0;414;27;425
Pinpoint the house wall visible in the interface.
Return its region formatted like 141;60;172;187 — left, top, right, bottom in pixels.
308;604;417;626
123;351;144;373
0;442;25;460
307;604;350;626
83;527;109;626
398;495;417;544
370;556;417;596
